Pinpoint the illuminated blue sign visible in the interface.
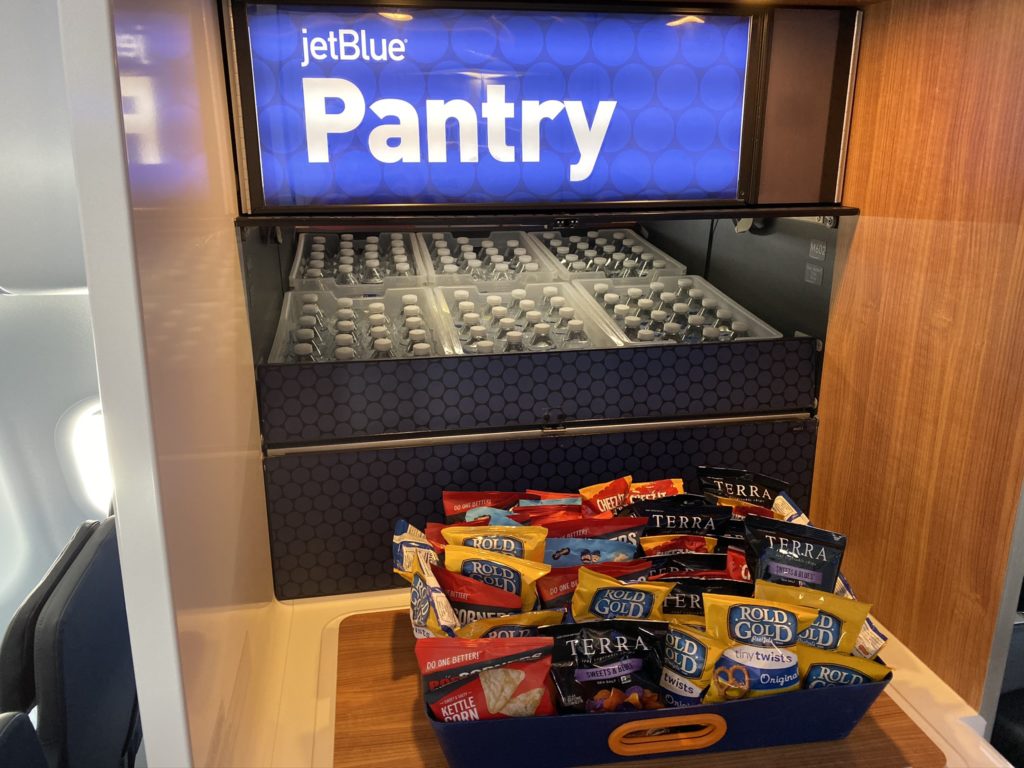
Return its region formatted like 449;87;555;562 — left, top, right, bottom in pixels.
244;5;750;207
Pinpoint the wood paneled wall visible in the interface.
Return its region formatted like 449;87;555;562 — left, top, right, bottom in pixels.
812;0;1024;708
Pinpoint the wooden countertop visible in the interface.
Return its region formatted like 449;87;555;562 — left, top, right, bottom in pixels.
335;610;946;768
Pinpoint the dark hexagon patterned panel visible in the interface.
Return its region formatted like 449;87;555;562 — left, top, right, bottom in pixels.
257;338;819;447
264;418;818;600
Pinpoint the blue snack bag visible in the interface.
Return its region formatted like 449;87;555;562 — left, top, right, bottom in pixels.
465;506;523;526
544;537;636;567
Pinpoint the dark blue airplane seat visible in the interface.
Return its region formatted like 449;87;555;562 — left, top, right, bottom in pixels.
0;711;48;768
33;516;140;768
0;521;99;712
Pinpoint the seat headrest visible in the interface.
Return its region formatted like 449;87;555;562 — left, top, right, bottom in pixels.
34;516;137;768
0;711;48;768
0;520;99;711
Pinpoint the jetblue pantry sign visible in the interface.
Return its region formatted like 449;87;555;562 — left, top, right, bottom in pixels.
241;5;751;207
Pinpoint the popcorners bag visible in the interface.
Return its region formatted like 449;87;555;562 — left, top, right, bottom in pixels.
416;636;556;721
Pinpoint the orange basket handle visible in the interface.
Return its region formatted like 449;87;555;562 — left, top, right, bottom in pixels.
608;713;727;756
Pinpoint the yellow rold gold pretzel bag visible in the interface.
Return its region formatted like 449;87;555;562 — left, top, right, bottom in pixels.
660;625;729;706
572;567;674;623
703;594;819;648
456;610;564;639
409;550;459;639
442;525;547;562
797;646;890;689
702;594;819;703
444;546;551;611
754;581;872;655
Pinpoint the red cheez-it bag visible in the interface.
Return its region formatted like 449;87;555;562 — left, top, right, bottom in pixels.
416;637;556;721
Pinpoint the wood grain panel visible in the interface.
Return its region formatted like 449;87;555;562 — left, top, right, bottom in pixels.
335;610;944;768
813;0;1024;709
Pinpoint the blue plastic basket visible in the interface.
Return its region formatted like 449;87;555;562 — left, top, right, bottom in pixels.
428;675;890;767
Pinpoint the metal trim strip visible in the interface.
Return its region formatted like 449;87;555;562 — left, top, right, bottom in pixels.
265;411;812;456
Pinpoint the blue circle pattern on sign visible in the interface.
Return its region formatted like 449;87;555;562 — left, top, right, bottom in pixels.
247;7;750;206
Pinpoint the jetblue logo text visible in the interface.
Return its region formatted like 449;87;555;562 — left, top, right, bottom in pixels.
303;79;615;181
463;535;524;558
463;560;521;594
300;28;406;66
727;605;797;647
806;664;868;688
589;588;654;619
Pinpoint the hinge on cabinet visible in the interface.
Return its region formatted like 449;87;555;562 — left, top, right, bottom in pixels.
553;217;579;230
540;414;567;434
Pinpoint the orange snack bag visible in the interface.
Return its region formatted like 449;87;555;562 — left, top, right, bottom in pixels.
580;476;632;516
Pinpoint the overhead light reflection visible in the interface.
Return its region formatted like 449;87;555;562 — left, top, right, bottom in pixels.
378;11;413;22
667;15;705;27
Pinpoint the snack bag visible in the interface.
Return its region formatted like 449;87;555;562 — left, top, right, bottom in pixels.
834;573;888;659
640;534;718;556
527;489;582;501
659;578;755;623
661;625;729;706
465;506;523;526
442;525;547;562
517;497;582;507
627;479;685;504
444;546;551;611
541;517;648;548
695;467;789;506
797;646;890;689
416;637;556;721
645;552;727;579
713;496;774;521
541;620;667;713
770;493;889;659
509;506;587;524
572;567;674;622
424;518;489;552
544;538;636;567
580;476;632;516
443;491;526;522
409;551;459;639
393;520;438;581
702;594;818;702
755;581;872;655
432;564;522;626
457;610;564;639
536;560;653;613
646;549;748;581
771;490;810;525
624;497;733;537
745;516;847;592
